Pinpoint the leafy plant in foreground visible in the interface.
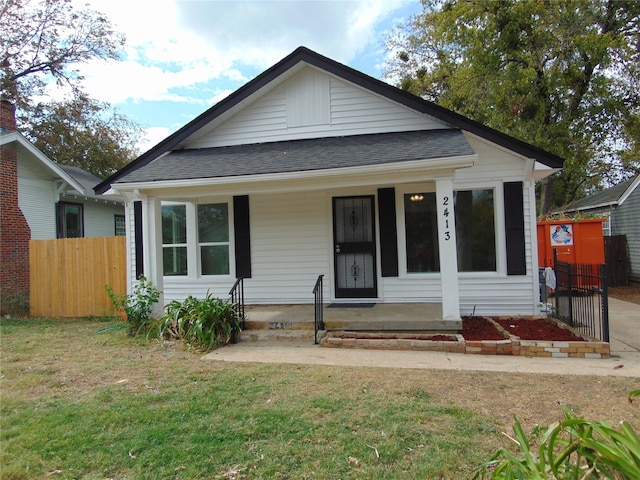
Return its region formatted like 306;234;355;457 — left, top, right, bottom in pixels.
156;292;240;351
473;392;640;479
106;276;160;336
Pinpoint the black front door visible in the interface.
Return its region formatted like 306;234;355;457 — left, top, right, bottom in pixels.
333;196;377;298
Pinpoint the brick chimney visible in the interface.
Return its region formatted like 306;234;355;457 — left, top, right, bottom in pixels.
0;100;31;312
1;100;17;131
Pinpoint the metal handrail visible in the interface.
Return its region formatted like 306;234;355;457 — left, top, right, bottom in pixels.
229;277;245;343
312;275;325;344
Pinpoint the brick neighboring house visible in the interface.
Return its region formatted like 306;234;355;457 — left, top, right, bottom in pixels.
0;100;30;301
0;100;125;311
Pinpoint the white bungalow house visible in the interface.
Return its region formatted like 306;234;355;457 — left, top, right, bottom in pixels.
95;47;563;326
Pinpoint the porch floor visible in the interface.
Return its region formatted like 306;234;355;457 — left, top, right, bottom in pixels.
240;303;456;343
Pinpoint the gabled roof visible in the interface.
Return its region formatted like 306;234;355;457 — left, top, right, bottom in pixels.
559;175;640;213
0;131;85;192
95;46;565;194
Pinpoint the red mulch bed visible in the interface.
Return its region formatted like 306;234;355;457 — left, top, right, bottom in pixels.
462;317;583;341
494;318;583;341
461;317;506;341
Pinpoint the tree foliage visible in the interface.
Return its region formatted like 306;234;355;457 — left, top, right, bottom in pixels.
0;0;141;179
24;94;142;179
385;0;640;212
0;0;124;108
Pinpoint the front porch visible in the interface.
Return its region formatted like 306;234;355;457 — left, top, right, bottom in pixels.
239;302;455;343
235;302;611;359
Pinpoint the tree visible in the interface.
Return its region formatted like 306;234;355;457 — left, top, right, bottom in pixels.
24;94;142;179
0;0;124;108
0;0;141;178
385;0;640;213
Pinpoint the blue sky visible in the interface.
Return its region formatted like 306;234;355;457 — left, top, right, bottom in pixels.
63;0;423;153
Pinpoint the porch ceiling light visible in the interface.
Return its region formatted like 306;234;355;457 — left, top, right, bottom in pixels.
410;194;424;202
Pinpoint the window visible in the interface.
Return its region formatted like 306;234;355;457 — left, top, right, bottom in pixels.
454;189;496;272
56;202;83;238
404;193;440;273
114;215;126;236
198;203;230;275
403;188;496;273
161;204;187;276
601;212;611;236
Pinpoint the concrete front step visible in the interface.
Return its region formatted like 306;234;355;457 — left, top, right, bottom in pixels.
239;329;320;342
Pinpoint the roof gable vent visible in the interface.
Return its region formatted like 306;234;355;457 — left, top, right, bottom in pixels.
286;67;330;128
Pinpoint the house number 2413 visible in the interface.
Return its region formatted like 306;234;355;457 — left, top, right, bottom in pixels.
442;196;451;241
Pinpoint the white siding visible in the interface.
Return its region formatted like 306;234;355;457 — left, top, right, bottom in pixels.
81;200;124;237
18;177;57;239
18;150;57;238
188;67;445;149
245;191;332;302
613;187;640;283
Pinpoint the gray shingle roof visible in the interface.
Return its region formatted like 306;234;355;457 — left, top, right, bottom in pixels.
560;175;638;212
60;165;102;195
115;129;474;184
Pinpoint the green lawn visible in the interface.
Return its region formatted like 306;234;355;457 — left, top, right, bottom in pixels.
1;317;637;479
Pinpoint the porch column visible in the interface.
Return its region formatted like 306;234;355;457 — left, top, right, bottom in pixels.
142;196;164;316
435;177;461;320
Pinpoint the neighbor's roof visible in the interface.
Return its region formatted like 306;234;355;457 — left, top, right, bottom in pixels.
59;165;123;203
0;130;85;193
95;46;564;194
119;130;474;184
559;175;640;213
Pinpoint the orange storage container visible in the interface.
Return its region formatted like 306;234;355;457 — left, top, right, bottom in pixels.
537;218;605;267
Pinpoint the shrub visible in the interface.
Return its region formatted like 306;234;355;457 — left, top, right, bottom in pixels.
156;292;240;351
0;290;29;317
473;391;640;479
106;276;160;336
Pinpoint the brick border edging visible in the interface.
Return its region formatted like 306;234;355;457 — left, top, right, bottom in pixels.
320;317;610;359
477;316;610;359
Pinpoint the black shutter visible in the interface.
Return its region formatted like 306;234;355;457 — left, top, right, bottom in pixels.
378;188;399;277
504;182;526;275
133;201;144;279
233;195;252;278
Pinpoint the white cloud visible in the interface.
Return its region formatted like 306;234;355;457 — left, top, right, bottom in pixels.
75;0;416;105
138;126;172;154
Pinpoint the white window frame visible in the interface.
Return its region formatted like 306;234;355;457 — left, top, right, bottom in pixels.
161;199;234;279
197;202;231;277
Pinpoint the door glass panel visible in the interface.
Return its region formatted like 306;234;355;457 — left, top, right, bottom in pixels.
336;253;375;289
334;197;373;243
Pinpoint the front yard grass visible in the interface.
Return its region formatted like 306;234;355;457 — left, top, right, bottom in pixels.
1;317;638;479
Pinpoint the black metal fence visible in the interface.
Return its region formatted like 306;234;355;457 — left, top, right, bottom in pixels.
553;254;609;342
312;275;325;344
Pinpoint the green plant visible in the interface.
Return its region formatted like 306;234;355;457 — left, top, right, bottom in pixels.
106;276;160;336
156;291;240;350
0;290;29;317
473;401;640;479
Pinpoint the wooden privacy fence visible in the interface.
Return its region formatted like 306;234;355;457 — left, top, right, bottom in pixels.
30;237;127;318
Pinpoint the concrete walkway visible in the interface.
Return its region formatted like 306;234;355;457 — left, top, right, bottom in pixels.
204;298;640;378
